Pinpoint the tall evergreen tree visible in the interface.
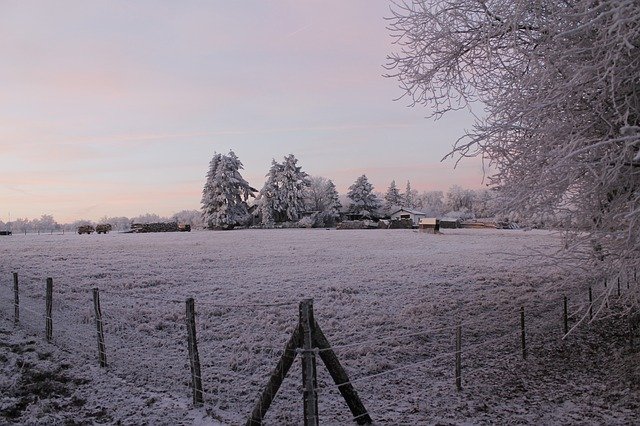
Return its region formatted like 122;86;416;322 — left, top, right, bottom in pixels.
347;175;381;219
404;180;417;208
201;151;255;229
259;154;310;224
384;180;402;212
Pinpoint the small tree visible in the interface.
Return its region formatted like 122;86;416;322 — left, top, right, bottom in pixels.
201;151;255;229
347;175;381;219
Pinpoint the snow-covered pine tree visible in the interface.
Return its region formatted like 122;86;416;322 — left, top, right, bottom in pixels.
201;152;222;224
259;154;310;225
404;180;417;208
323;179;342;225
347;175;381;219
259;160;282;226
384;180;402;213
201;151;255;229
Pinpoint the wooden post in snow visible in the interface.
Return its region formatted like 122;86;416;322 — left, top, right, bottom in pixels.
520;306;526;360
13;272;19;325
45;278;53;342
246;325;301;426
300;299;319;426
186;298;203;406
563;296;568;335
93;288;107;367
313;322;372;424
455;323;462;391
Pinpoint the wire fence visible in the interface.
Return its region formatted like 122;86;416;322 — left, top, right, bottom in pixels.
1;268;637;425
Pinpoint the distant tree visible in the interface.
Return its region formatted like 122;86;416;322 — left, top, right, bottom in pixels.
306;176;331;212
416;190;445;216
323;179;342;225
445;185;474;213
172;210;203;229
201;150;255;229
347;175;381;219
13;218;31;234
303;176;342;226
404;181;418;208
259;154;310;225
384;180;402;213
472;189;498;218
33;214;57;233
130;213;168;224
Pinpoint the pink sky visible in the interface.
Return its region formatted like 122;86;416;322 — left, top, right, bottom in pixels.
0;1;484;223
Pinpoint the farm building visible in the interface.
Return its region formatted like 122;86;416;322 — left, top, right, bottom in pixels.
390;208;427;226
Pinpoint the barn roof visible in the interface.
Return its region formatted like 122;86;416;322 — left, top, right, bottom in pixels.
390;208;427;216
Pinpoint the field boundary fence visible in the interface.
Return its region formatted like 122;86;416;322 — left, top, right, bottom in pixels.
1;268;639;425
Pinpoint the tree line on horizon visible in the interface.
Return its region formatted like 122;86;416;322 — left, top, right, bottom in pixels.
2;152;499;233
199;150;499;230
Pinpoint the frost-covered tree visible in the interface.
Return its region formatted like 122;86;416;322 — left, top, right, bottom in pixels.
445;185;474;214
404;180;418;209
201;151;255;229
347;175;381;219
259;154;310;225
324;179;342;218
303;176;342;226
387;1;640;274
172;210;203;229
416;190;445;216
306;176;331;212
33;214;58;233
384;180;403;213
130;213;168;224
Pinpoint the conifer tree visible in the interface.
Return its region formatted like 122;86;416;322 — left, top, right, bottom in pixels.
201;151;255;229
347;175;381;219
384;180;402;212
259;154;310;224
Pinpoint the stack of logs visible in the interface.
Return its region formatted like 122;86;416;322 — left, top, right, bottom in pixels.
130;222;189;233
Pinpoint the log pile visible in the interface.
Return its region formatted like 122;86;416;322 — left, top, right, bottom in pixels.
130;222;180;233
337;220;378;230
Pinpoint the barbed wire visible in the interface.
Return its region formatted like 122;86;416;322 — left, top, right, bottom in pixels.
97;288;299;308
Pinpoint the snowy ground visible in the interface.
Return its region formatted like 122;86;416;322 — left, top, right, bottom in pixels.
1;228;639;425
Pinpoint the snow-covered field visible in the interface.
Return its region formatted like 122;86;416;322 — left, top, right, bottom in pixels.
1;228;638;424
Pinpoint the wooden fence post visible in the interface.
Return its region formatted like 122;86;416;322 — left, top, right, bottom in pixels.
313;322;372;425
618;277;621;297
300;299;319;426
46;278;53;342
186;298;204;406
589;287;593;320
13;272;19;325
520;306;526;360
246;326;301;425
563;296;568;335
455;323;462;391
93;288;107;367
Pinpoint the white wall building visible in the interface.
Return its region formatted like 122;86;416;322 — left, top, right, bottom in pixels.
390;208;428;226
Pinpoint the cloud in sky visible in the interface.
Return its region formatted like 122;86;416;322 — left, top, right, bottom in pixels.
0;1;484;223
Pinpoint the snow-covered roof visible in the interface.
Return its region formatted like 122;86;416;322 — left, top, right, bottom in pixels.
390;208;427;216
